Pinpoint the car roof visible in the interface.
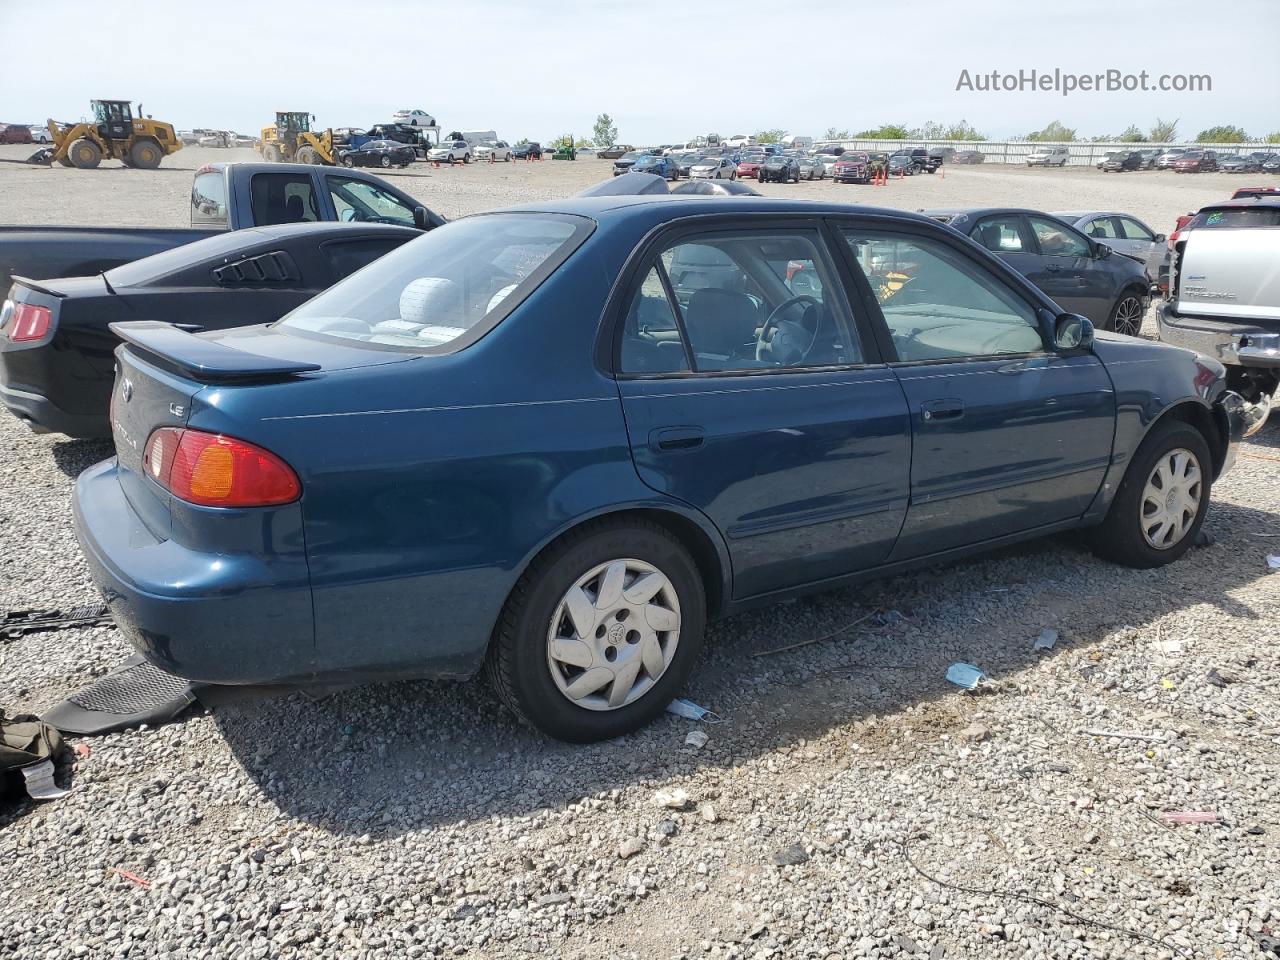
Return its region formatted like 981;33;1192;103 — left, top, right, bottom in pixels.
1199;197;1280;210
919;207;1065;221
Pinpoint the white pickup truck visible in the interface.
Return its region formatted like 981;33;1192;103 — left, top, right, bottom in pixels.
1158;196;1280;433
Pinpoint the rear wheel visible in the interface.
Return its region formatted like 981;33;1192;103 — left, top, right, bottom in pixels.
1089;420;1211;568
1107;290;1146;337
485;519;706;742
68;138;102;169
129;139;163;169
379;154;392;167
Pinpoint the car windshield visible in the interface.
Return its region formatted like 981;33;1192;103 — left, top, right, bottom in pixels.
278;214;588;351
1189;208;1280;229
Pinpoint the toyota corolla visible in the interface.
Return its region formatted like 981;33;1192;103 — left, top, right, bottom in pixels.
74;196;1246;742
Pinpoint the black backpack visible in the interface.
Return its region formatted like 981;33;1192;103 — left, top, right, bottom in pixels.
1;710;67;802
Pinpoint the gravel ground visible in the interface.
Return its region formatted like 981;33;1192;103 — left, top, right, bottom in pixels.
1;147;1278;960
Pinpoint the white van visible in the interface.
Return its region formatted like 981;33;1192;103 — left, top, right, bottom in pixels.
782;135;814;151
1026;145;1070;167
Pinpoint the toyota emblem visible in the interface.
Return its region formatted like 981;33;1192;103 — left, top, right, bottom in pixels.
121;378;134;403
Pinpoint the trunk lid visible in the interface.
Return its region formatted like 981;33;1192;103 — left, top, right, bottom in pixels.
1175;228;1280;324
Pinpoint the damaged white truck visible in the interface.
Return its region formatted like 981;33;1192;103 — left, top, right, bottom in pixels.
1158;196;1280;435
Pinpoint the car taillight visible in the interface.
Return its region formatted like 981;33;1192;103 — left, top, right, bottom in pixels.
143;427;300;507
5;302;53;341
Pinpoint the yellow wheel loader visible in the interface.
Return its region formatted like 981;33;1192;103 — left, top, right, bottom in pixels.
46;100;182;169
257;112;337;165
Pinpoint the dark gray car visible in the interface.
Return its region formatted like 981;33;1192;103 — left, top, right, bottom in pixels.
922;208;1152;335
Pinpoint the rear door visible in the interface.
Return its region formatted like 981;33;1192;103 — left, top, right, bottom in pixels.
833;221;1115;558
614;219;911;599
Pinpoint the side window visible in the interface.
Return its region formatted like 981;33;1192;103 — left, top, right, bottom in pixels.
1029;216;1091;257
621;231;859;375
1117;216;1154;242
327;176;417;226
841;230;1044;362
190;171;227;226
322;237;413;281
250;174;319;225
1085;217;1121;239
971;217;1028;253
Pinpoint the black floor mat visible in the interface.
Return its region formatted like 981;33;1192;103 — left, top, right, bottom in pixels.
41;655;203;735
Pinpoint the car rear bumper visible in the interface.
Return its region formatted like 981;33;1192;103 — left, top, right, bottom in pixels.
1157;304;1280;369
73;459;317;686
1;381;110;438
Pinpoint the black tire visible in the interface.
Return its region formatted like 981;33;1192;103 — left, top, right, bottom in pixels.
380;154;392;167
1088;420;1212;568
263;144;282;163
342;156;355;167
68;138;102;169
1106;288;1146;337
129;139;163;169
485;518;707;742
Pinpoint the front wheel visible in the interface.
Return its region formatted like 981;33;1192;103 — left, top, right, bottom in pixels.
1089;420;1211;568
485;519;706;742
380;155;392;167
1107;290;1145;337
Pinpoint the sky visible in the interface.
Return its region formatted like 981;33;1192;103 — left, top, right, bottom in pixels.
1;0;1277;145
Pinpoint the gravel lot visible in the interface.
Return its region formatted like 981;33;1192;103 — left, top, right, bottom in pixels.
1;147;1278;960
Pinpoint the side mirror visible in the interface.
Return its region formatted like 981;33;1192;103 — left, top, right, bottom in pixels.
1154;233;1166;243
1055;313;1094;350
1094;242;1112;260
413;205;429;230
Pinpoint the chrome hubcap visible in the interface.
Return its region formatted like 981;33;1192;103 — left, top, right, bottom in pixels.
1114;297;1143;337
1140;448;1202;549
546;559;681;711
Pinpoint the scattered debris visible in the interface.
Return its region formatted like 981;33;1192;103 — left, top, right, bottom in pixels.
958;722;990;742
1194;528;1214;548
684;730;709;750
2;604;113;641
1205;668;1237;688
652;788;692;810
1033;629;1059;652
1246;826;1266;836
1161;676;1176;690
1079;729;1166;743
73;743;91;759
945;662;986;690
752;609;878;657
656;819;677;838
1151;638;1184;655
666;698;723;723
771;843;810;866
1160;811;1220;826
1267;555;1280;572
699;803;718;823
110;868;150;889
617;837;645;860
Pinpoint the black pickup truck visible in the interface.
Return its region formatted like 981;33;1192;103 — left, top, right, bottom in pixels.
0;162;444;300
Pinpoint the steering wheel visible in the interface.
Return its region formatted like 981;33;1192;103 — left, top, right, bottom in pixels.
756;295;821;362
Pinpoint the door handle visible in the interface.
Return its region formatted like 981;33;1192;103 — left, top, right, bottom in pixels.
1045;262;1061;272
920;399;964;422
650;426;705;452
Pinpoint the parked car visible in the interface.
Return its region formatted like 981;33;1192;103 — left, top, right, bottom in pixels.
814;153;842;176
1174;151;1218;173
473;140;513;162
392;109;436;128
893;148;939;174
1219;154;1260;174
70;195;1246;744
1027;146;1070;167
1154;148;1187;169
1263;156;1280;174
1101;151;1144;173
689;156;737;180
0;162;443;311
339;139;416;169
735;156;764;180
0;124;33;144
952;150;984;164
1158;197;1280;433
614;153;677;180
1134;149;1163;170
428;140;472;163
671;152;700;178
29;124;52;144
758;154;801;183
512;142;542;160
597;144;632;160
832;152;871;184
1095;151;1120;170
1052;211;1168;276
796;155;826;180
0;222;419;438
332;127;367;147
886;154;916;177
924;208;1153;334
928;147;954;165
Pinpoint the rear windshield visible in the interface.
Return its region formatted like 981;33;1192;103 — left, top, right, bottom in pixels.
1188;208;1280;229
277;213;590;352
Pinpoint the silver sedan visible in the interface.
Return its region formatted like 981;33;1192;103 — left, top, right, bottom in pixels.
796;155;826;180
1052;210;1169;276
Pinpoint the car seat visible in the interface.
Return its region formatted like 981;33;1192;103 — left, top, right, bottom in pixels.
682;288;759;362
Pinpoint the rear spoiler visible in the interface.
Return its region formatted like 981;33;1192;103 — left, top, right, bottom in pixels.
110;321;320;382
9;275;68;298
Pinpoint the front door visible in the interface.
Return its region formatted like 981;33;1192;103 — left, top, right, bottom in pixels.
614;222;911;599
834;223;1115;559
1025;215;1111;324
